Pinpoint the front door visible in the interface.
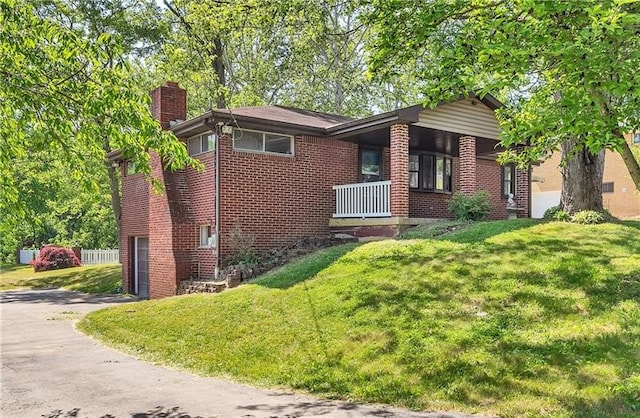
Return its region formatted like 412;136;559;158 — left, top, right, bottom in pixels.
134;237;149;298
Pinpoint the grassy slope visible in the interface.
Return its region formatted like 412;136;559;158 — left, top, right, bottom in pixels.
80;222;640;417
0;264;121;293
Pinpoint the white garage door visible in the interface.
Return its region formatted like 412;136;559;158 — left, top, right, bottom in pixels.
532;191;561;218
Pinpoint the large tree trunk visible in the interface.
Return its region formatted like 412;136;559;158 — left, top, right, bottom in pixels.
560;138;605;213
617;133;640;192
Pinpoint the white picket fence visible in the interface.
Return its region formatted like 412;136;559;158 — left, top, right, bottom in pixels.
81;249;120;265
19;249;40;264
18;248;119;265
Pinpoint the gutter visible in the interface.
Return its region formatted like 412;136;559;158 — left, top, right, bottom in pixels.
204;117;221;280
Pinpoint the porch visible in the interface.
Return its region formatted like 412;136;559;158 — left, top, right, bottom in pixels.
327;95;529;233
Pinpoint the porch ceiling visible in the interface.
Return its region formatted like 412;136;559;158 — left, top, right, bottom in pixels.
348;125;504;157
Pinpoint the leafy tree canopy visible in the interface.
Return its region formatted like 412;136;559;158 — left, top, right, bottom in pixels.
365;0;640;190
0;0;197;217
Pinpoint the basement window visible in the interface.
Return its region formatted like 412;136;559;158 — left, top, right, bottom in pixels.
187;132;216;156
233;128;293;155
199;225;213;247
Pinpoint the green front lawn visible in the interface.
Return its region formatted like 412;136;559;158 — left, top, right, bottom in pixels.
0;263;121;293
79;221;640;417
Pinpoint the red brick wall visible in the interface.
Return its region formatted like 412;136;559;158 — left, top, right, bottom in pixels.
185;151;216;278
390;123;410;217
120;166;149;293
408;157;517;220
477;159;508;220
409;157;461;219
148;148;197;299
459;136;478;195
218;134;358;260
150;82;187;130
515;166;531;218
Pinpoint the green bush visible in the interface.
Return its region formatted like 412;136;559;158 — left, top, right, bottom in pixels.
447;191;491;221
543;205;569;221
570;210;607;224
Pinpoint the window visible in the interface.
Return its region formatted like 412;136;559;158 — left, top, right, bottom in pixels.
633;133;640;144
360;149;382;182
126;160;140;176
409;153;453;192
187;132;216;156
199;225;212;247
502;164;516;198
233;128;293;155
602;182;614;193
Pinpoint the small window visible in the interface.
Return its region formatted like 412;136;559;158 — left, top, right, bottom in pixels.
199;225;212;247
502;164;516;198
602;182;614;193
187;132;216;156
409;153;452;192
233;128;293;155
360;149;382;182
126;160;140;176
633;133;640;144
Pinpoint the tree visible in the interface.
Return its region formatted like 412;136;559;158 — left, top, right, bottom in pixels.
0;0;198;253
365;0;640;212
156;0;423;118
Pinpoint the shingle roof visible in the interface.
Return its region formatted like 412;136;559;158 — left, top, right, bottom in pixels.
213;106;354;129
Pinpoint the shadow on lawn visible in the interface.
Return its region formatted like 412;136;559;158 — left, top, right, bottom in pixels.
15;265;121;294
334;224;640;415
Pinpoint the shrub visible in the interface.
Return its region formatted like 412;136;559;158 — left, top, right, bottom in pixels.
31;245;80;272
225;226;257;265
543;205;569;221
570;210;607;225
448;191;491;221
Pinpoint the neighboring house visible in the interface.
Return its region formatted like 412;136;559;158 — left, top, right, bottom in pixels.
531;133;640;218
112;82;530;299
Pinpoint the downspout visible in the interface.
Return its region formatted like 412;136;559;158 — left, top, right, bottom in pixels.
205;117;221;280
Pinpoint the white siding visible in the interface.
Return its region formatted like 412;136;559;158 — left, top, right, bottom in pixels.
415;98;501;140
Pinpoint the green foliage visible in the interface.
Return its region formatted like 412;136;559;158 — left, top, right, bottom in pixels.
570;210;607;225
0;0;200;218
366;0;640;191
447;191;491;221
80;222;640;416
155;0;422;117
543;205;569;221
0;263;121;293
225;226;257;266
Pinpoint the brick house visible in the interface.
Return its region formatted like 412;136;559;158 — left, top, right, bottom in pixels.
531;133;640;218
112;82;530;299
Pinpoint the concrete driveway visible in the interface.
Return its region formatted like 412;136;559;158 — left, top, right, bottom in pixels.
1;289;485;418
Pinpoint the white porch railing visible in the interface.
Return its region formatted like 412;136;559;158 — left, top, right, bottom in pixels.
333;180;391;218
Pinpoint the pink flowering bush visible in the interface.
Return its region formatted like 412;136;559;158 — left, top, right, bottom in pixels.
31;245;80;272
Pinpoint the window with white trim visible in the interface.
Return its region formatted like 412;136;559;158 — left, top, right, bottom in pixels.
187;132;216;156
233;128;293;155
199;225;212;247
502;164;516;198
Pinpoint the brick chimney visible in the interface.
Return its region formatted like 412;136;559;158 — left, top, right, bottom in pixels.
149;81;187;130
147;81;195;298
